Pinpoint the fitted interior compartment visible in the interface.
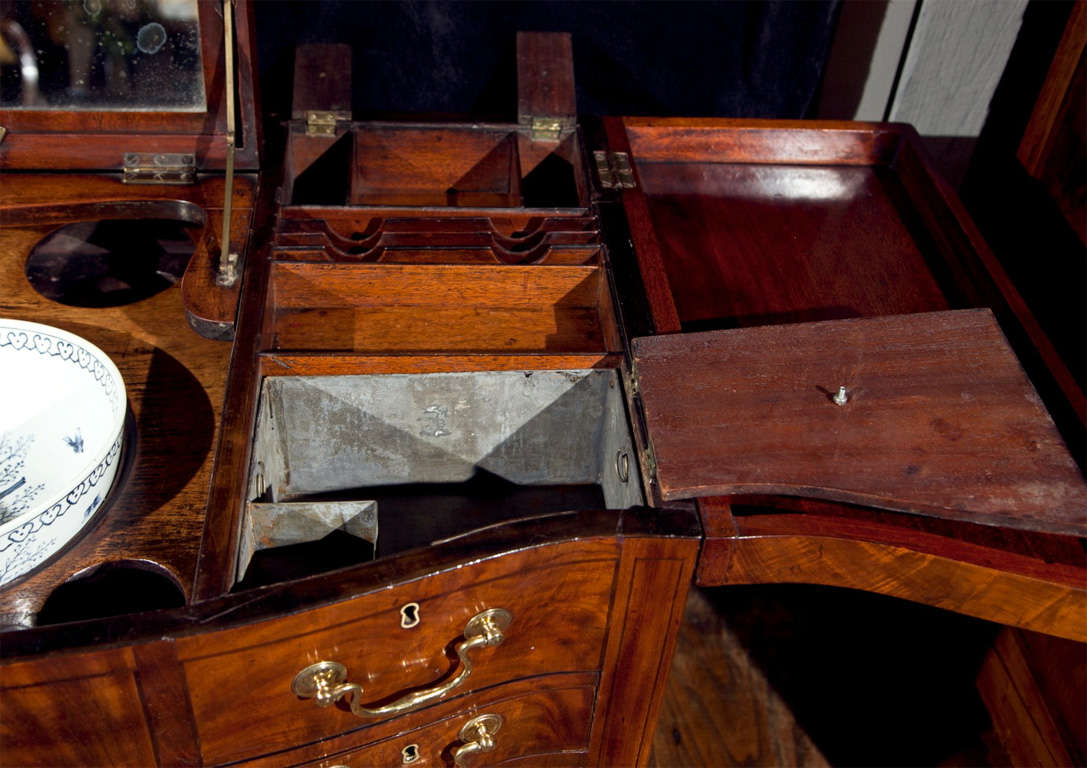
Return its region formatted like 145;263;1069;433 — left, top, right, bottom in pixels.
289;124;585;208
351;126;583;208
237;369;643;585
619;122;962;333
270;207;601;264
265;262;622;353
634;161;950;330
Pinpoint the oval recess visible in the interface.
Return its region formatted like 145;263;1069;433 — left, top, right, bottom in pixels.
26;213;201;308
35;559;186;626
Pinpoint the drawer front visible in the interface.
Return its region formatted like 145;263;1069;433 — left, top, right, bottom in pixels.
178;541;616;765
243;674;595;768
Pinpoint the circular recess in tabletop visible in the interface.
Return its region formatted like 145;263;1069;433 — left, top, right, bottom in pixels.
26;219;197;308
36;558;185;626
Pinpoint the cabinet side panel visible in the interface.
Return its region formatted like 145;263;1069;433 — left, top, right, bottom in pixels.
590;535;699;767
0;648;158;767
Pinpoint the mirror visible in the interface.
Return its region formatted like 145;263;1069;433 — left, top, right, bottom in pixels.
0;0;206;110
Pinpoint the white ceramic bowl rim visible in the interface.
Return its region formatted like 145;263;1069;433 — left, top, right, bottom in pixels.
0;318;127;539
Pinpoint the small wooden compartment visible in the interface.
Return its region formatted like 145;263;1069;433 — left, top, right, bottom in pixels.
288;124;587;210
263;262;623;353
270;209;601;265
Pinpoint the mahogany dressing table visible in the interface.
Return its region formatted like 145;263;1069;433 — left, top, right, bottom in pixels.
0;6;1084;766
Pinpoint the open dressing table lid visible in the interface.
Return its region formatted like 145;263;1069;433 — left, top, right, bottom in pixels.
0;0;258;172
632;309;1087;536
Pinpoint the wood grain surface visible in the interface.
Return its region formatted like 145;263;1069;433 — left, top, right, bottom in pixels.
179;541;617;764
0;646;158;766
649;589;829;768
240;673;595;768
517;32;576;131
589;536;699;768
710;519;1086;642
622;117;904;166
292;44;353;121
894;137;1087;427
977;628;1080;766
278;206;590;235
266;262;621;353
633;160;949;328
0;200;232;620
698;497;1087;642
601;118;682;333
351;127;522;207
259;352;622;377
634;310;1087;536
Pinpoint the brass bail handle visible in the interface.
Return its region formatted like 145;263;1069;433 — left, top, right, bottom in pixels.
291;608;513;718
453;713;503;767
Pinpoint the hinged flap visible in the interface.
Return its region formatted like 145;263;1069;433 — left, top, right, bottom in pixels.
632;309;1087;536
516;32;576;140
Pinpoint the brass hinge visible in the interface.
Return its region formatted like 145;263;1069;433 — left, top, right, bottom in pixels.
529;116;564;142
622;361;658;490
122;152;196;184
593;150;636;190
305;110;341;137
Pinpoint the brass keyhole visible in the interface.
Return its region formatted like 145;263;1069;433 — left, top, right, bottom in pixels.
400;602;420;629
401;744;420;764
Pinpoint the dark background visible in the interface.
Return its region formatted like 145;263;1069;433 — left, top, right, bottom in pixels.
255;0;840;121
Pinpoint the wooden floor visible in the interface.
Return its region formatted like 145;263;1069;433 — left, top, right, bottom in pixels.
649;586;1008;768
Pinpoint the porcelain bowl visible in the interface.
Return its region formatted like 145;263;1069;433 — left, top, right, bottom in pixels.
0;319;126;587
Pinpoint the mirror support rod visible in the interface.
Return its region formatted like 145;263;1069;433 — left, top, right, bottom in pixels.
215;0;239;287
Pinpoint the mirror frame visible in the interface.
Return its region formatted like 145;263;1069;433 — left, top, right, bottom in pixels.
0;0;259;171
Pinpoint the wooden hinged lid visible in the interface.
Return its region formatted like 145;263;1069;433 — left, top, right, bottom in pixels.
631;309;1087;536
0;0;259;171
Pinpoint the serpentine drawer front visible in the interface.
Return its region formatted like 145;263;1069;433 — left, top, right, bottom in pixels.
176;541;616;765
239;674;596;768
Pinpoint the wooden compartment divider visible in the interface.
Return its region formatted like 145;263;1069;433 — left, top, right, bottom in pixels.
269;244;603;265
264;262;622;354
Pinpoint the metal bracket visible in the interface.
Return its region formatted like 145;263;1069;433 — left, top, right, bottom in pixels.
305;110;341;137
622;361;658;489
122;153;196;184
593;150;636;190
529;116;564;142
216;0;239;287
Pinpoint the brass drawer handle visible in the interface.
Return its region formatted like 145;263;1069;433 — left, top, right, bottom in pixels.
291;608;512;718
453;713;503;767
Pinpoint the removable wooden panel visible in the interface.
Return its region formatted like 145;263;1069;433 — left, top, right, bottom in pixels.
266;263;621;353
633;309;1087;535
